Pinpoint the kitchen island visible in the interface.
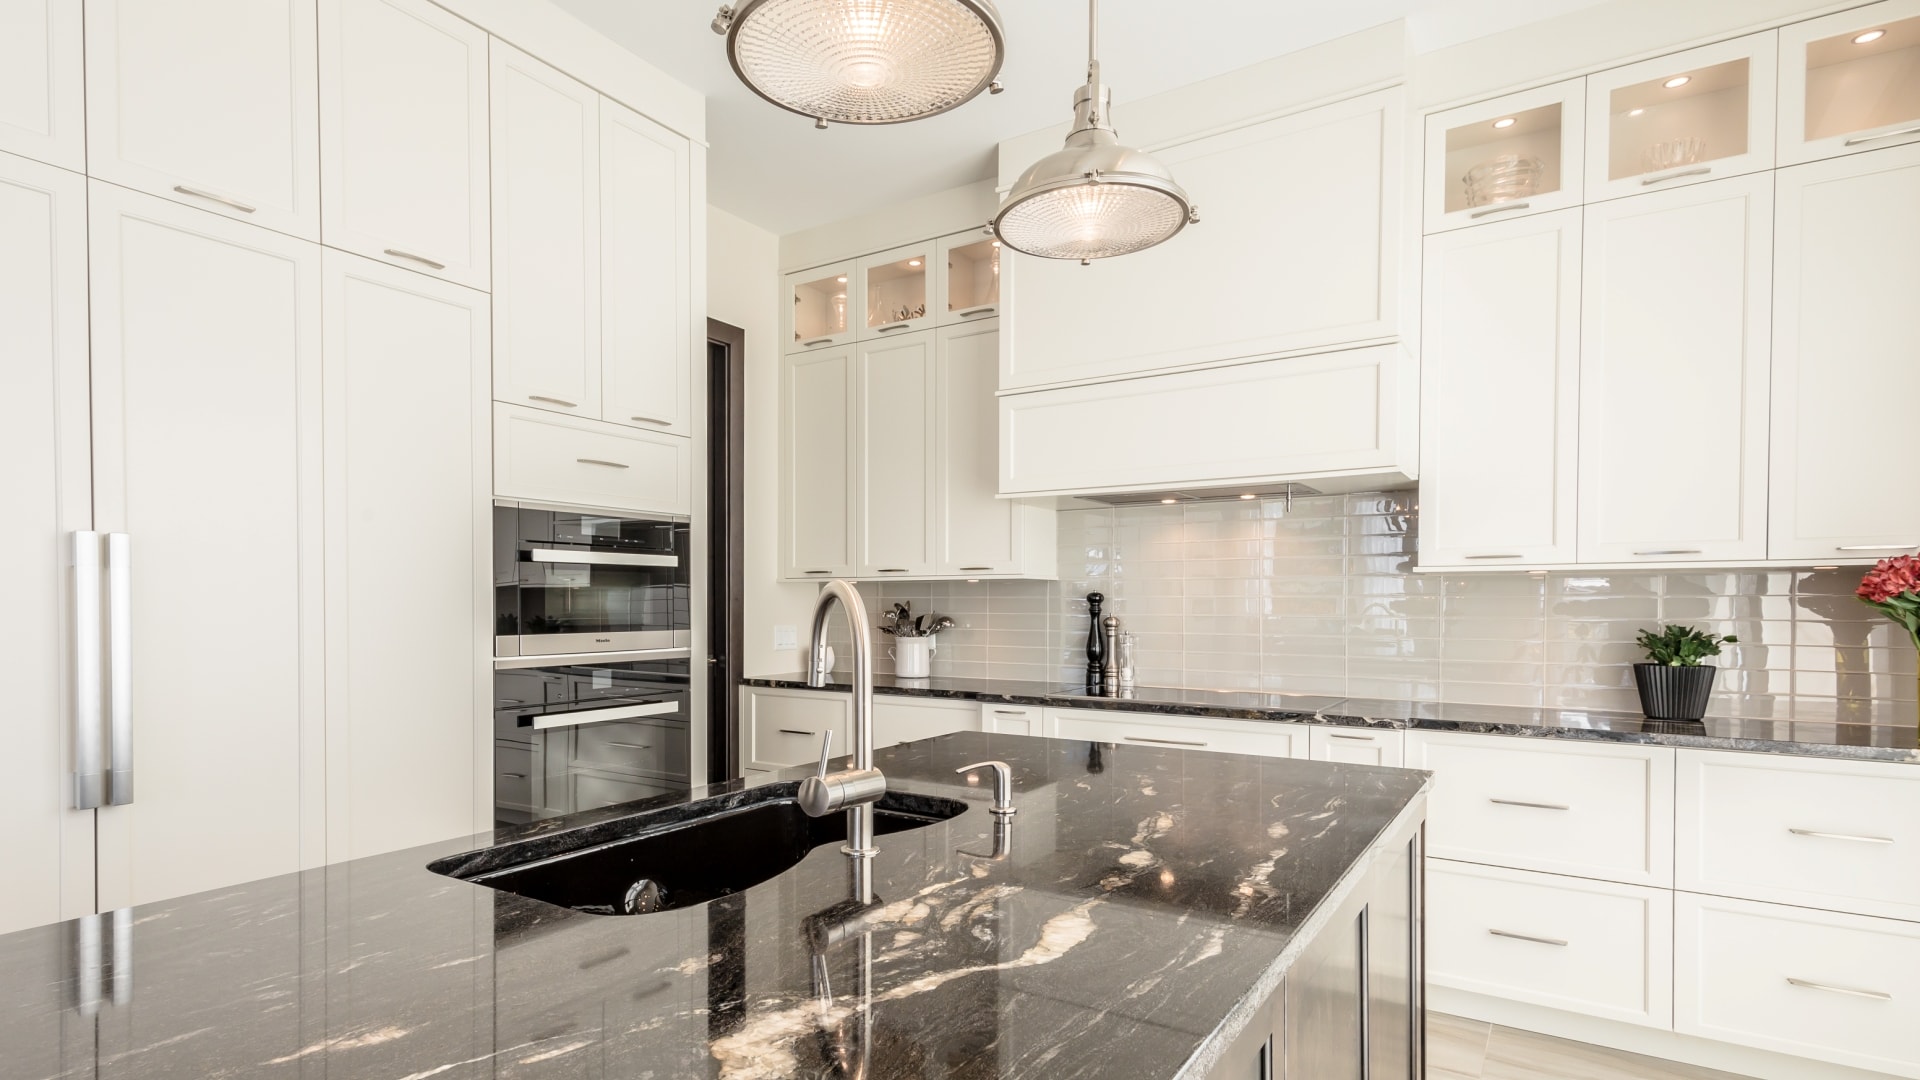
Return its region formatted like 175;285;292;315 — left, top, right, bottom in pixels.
0;731;1427;1080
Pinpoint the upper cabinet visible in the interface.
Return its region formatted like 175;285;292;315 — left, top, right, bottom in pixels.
85;0;321;239
319;0;491;289
490;42;601;418
937;231;1002;324
601;99;693;437
784;260;856;354
856;240;936;339
1584;34;1778;203
781;345;856;579
1779;0;1920;166
1002;88;1402;392
1425;79;1585;233
854;330;937;576
0;0;84;170
937;320;1053;577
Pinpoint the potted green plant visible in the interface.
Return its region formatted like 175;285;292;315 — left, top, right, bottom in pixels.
1633;625;1739;721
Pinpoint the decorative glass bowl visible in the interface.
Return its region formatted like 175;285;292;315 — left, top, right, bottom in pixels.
1643;136;1707;172
1463;154;1545;207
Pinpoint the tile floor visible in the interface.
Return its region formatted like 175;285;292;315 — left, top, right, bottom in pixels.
1430;1013;1752;1080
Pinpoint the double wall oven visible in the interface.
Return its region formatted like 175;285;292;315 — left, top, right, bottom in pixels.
493;503;692;825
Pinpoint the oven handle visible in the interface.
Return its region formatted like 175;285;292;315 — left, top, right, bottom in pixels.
494;648;692;669
532;700;684;730
525;548;679;569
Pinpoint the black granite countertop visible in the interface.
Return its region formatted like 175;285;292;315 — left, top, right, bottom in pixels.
0;732;1428;1080
743;674;1920;764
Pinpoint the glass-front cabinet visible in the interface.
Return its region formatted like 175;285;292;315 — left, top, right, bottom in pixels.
937;230;1002;323
1424;79;1586;232
1779;0;1920;165
783;259;855;354
1585;34;1779;201
855;239;935;338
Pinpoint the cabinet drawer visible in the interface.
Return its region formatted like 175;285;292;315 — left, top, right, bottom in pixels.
744;687;850;769
493;403;689;515
1429;860;1672;1028
1676;750;1920;921
1306;725;1404;767
573;717;688;781
570;771;678;812
980;702;1042;736
1048;708;1306;760
1675;892;1920;1078
495;743;533;810
872;697;977;749
1407;731;1673;886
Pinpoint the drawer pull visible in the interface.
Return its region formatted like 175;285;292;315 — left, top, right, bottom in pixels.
528;395;578;408
500;772;528;780
994;710;1026;716
629;415;673;427
1787;977;1893;1001
1844;125;1920;147
382;247;446;270
604;742;653;750
576;458;630;469
1124;735;1208;748
1468;201;1530;220
877;568;909;573
1789;827;1894;845
1837;544;1919;551
1489;929;1567;947
1490;798;1570;811
778;728;817;737
959;566;993;572
1640;165;1711;186
1328;733;1375;741
804;570;833;575
1464;553;1523;560
172;184;256;213
1632;549;1702;557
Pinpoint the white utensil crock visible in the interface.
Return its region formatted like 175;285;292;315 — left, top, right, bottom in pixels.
890;636;935;678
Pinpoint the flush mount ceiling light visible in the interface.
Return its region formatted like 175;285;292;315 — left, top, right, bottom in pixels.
710;0;1006;128
991;0;1197;265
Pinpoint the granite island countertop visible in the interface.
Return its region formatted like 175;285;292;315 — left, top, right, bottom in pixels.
0;731;1428;1080
743;673;1920;764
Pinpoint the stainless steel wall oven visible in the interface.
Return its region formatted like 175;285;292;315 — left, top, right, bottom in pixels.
494;502;689;660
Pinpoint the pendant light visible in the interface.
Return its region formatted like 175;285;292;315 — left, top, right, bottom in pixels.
993;0;1197;264
711;0;1006;128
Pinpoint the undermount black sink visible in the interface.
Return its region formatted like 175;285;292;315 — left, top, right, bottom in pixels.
429;786;967;915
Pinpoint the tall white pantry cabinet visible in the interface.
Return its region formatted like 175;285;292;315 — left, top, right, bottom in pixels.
0;0;704;937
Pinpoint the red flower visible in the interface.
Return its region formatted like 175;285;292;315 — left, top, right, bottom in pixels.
1858;555;1920;604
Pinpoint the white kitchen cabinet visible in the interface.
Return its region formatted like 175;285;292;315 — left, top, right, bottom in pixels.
784;260;856;354
322;251;489;862
601;99;692;437
86;182;325;910
1002;88;1401;391
1047;708;1309;760
1307;725;1404;768
856;239;936;339
493;403;690;517
1577;174;1772;564
980;702;1043;736
1674;892;1920;1079
856;330;937;576
0;153;92;937
1424;79;1585;233
934;320;1055;578
781;345;856;579
937;230;1001;324
1000;344;1409;498
85;0;320;238
873;697;979;749
0;0;83;170
490;41;600;418
1778;0;1920;166
318;0;490;289
743;686;850;771
1583;33;1778;203
1419;209;1582;569
1769;143;1920;561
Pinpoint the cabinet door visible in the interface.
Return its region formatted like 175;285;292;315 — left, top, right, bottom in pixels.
1778;0;1920;166
490;42;600;418
1771;143;1920;560
1578;175;1772;563
601;99;691;436
744;687;850;771
318;0;490;288
1285;896;1367;1080
782;346;855;578
857;330;937;576
936;229;1002;324
1424;79;1585;234
856;239;936;339
0;153;93;936
1584;32;1778;202
1420;209;1581;568
85;0;320;238
86;182;324;910
784;260;856;353
936;320;1016;574
322;251;488;862
0;0;84;170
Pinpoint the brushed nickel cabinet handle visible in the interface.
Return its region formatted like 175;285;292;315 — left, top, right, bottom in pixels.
1789;827;1894;844
72;532;104;810
958;566;993;572
801;337;835;347
1787;977;1892;1000
1329;733;1375;741
576;458;629;469
1633;549;1702;556
1837;544;1918;551
529;395;578;408
994;709;1026;716
1465;553;1523;560
1489;929;1567;947
954;305;996;317
1641;166;1711;186
604;742;653;750
804;570;833;575
629;415;672;427
1844;125;1920;147
106;533;133;806
1468;201;1531;219
877;568;908;573
500;772;528;780
172;184;255;213
1490;798;1570;811
778;728;817;737
1124;735;1208;748
383;247;446;270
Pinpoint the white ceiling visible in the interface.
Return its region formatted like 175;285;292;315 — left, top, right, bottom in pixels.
558;0;1609;235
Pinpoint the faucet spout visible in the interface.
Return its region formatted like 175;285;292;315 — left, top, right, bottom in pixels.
801;580;884;866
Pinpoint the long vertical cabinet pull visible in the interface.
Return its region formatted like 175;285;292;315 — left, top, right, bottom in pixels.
72;532;104;810
107;533;134;805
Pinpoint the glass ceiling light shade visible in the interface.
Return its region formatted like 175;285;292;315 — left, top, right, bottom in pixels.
992;0;1197;264
711;0;1006;127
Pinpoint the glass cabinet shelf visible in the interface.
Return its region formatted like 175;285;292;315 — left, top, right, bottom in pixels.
1782;1;1920;164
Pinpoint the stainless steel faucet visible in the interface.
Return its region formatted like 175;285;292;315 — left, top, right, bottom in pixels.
800;580;885;864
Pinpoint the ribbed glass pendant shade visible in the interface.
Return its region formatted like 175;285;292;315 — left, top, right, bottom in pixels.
716;0;1005;125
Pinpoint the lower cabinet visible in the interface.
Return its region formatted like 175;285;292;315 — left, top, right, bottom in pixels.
1307;725;1404;767
1047;708;1310;759
871;697;979;748
742;686;850;771
980;702;1043;735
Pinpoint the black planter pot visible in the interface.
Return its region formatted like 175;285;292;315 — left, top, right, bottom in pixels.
1633;663;1718;721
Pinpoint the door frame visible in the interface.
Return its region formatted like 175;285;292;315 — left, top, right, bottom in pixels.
705;318;746;781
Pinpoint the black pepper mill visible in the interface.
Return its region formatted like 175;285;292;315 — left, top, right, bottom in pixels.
1085;592;1107;695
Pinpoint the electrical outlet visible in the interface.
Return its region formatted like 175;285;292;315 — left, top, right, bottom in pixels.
772;625;798;651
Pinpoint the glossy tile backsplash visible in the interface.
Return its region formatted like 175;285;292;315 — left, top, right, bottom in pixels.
833;493;1913;723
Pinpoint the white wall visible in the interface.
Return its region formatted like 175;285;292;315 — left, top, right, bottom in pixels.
779;178;999;272
709;206;814;677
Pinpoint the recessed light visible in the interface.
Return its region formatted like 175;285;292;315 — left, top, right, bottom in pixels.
1239;493;1257;500
966;579;980;583
1663;75;1692;89
1492;117;1516;129
991;240;1001;247
1854;28;1887;44
1812;565;1840;571
836;275;847;283
1160;498;1178;505
1628;107;1646;117
908;259;922;267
